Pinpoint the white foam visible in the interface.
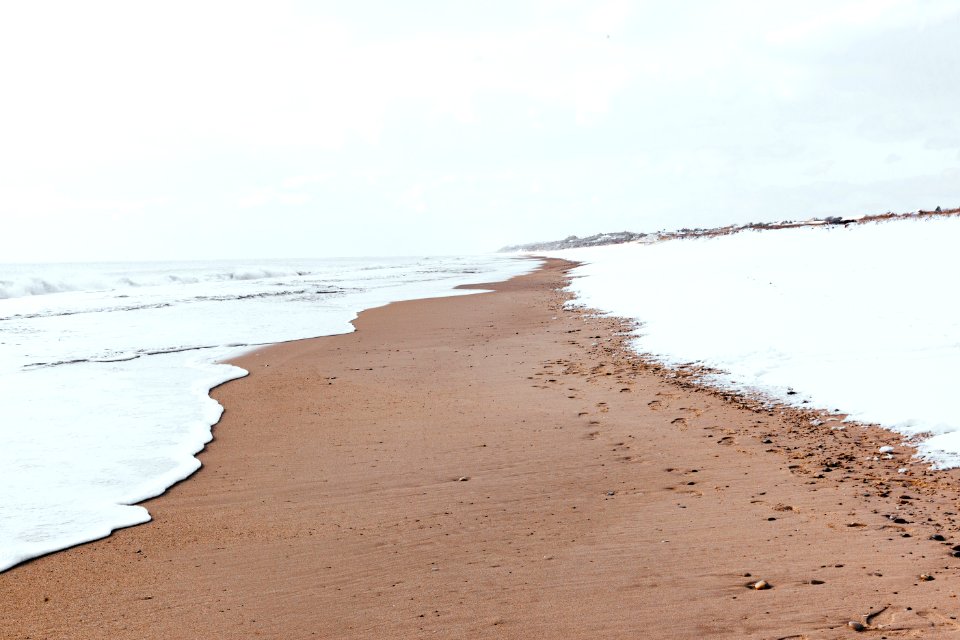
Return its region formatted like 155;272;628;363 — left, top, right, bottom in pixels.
545;216;960;467
0;255;538;572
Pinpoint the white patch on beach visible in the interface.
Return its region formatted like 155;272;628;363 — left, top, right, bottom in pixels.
545;216;960;467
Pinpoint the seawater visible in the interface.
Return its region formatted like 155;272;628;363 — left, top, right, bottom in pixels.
0;255;537;572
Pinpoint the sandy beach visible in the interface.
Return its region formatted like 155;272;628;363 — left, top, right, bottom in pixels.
4;258;960;638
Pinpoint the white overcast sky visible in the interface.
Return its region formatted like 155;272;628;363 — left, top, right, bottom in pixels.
2;0;959;261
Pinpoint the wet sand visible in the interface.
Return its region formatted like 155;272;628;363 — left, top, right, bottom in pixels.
4;259;960;638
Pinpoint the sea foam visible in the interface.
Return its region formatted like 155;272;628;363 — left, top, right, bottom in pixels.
0;255;537;572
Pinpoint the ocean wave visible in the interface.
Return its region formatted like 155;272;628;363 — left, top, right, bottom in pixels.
0;266;318;300
0;277;92;299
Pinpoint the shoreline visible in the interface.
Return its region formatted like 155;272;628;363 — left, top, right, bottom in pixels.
4;259;960;638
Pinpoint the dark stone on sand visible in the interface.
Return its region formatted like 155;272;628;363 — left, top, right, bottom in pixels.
847;620;865;631
930;534;946;541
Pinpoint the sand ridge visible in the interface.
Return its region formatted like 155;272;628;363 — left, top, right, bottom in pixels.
3;259;960;638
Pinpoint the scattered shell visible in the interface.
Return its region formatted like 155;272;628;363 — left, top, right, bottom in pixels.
457;476;470;482
879;445;894;453
920;574;935;581
747;579;771;590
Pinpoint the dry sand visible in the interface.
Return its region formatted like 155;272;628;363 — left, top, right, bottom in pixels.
4;258;960;638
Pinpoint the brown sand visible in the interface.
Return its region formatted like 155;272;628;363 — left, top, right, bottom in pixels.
4;259;960;638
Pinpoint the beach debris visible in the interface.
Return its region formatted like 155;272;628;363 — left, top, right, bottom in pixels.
920;573;935;581
747;579;771;590
847;620;865;632
930;533;946;541
457;476;470;482
606;490;616;496
879;445;894;454
865;606;888;622
810;579;825;585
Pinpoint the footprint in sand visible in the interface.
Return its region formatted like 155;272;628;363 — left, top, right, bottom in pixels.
866;606;960;632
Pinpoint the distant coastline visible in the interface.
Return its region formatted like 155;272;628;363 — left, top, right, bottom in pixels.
500;205;960;252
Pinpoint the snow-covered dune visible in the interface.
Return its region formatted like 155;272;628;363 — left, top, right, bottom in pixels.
546;215;960;467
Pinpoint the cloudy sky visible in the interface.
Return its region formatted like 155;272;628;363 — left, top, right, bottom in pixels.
2;0;959;261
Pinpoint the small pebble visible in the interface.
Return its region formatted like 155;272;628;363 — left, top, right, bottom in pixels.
930;534;946;541
847;620;865;632
457;476;470;482
748;580;771;590
879;445;894;453
920;574;935;581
